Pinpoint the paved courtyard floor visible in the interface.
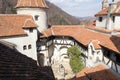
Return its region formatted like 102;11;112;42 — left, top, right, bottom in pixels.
52;59;75;80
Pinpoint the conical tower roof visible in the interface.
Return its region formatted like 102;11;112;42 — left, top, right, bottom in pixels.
15;0;48;8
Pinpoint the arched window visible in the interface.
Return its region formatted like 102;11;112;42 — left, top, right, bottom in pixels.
28;45;32;49
23;45;27;50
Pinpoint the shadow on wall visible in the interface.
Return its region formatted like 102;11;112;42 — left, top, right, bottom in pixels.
37;53;45;67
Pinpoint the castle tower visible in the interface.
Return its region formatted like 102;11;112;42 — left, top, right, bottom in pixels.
102;0;108;9
15;0;48;32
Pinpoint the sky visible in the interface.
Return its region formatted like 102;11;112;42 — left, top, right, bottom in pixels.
47;0;117;17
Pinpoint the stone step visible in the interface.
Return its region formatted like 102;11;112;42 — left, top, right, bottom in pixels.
51;60;75;80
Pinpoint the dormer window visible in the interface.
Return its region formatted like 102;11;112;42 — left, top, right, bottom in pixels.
29;28;33;33
35;15;39;21
99;17;103;22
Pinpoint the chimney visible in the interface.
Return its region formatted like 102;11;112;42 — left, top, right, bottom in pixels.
109;2;117;13
102;0;108;10
106;1;117;30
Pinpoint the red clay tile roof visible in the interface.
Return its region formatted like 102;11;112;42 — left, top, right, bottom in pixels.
75;64;120;80
16;0;48;8
0;15;37;37
92;40;101;49
23;19;38;28
95;1;120;16
41;28;52;37
41;25;120;54
95;8;108;16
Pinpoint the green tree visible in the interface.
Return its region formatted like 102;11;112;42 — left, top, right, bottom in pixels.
67;46;84;73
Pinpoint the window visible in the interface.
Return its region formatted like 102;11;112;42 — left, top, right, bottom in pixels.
28;45;32;49
35;15;39;21
99;17;103;22
112;16;115;23
29;28;33;33
23;45;27;50
116;54;120;64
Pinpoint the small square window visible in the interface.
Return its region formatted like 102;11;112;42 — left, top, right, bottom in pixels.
23;45;27;50
99;17;103;22
29;28;33;33
28;45;32;49
35;15;39;21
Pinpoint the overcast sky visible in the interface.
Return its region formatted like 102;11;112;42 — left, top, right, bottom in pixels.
47;0;117;17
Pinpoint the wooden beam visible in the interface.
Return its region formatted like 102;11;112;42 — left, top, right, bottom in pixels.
115;63;118;73
107;59;110;65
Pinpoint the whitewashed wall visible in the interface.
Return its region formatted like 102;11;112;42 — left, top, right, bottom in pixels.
40;49;49;66
96;15;107;28
114;15;120;29
107;16;115;30
87;42;103;67
1;29;38;60
17;8;47;32
52;39;74;62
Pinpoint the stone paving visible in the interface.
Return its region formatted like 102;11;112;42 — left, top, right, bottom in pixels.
52;59;75;80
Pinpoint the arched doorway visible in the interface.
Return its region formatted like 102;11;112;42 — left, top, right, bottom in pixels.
59;46;68;61
37;53;44;66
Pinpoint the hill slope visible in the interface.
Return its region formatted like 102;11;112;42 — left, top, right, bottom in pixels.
0;0;80;25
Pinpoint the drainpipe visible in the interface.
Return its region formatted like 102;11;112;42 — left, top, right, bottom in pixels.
106;1;117;30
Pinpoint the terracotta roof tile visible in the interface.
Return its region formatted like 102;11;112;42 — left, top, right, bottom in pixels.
16;0;48;8
41;28;52;37
95;8;108;16
0;15;37;37
23;19;38;28
75;64;120;80
85;21;112;33
92;40;101;49
41;25;120;54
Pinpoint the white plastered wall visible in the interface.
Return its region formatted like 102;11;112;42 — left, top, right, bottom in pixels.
52;39;74;62
17;8;47;32
96;15;107;28
87;42;103;67
1;29;38;60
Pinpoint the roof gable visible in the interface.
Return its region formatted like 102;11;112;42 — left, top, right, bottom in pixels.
0;15;37;37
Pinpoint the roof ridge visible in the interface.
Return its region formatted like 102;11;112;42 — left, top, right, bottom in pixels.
43;31;48;37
